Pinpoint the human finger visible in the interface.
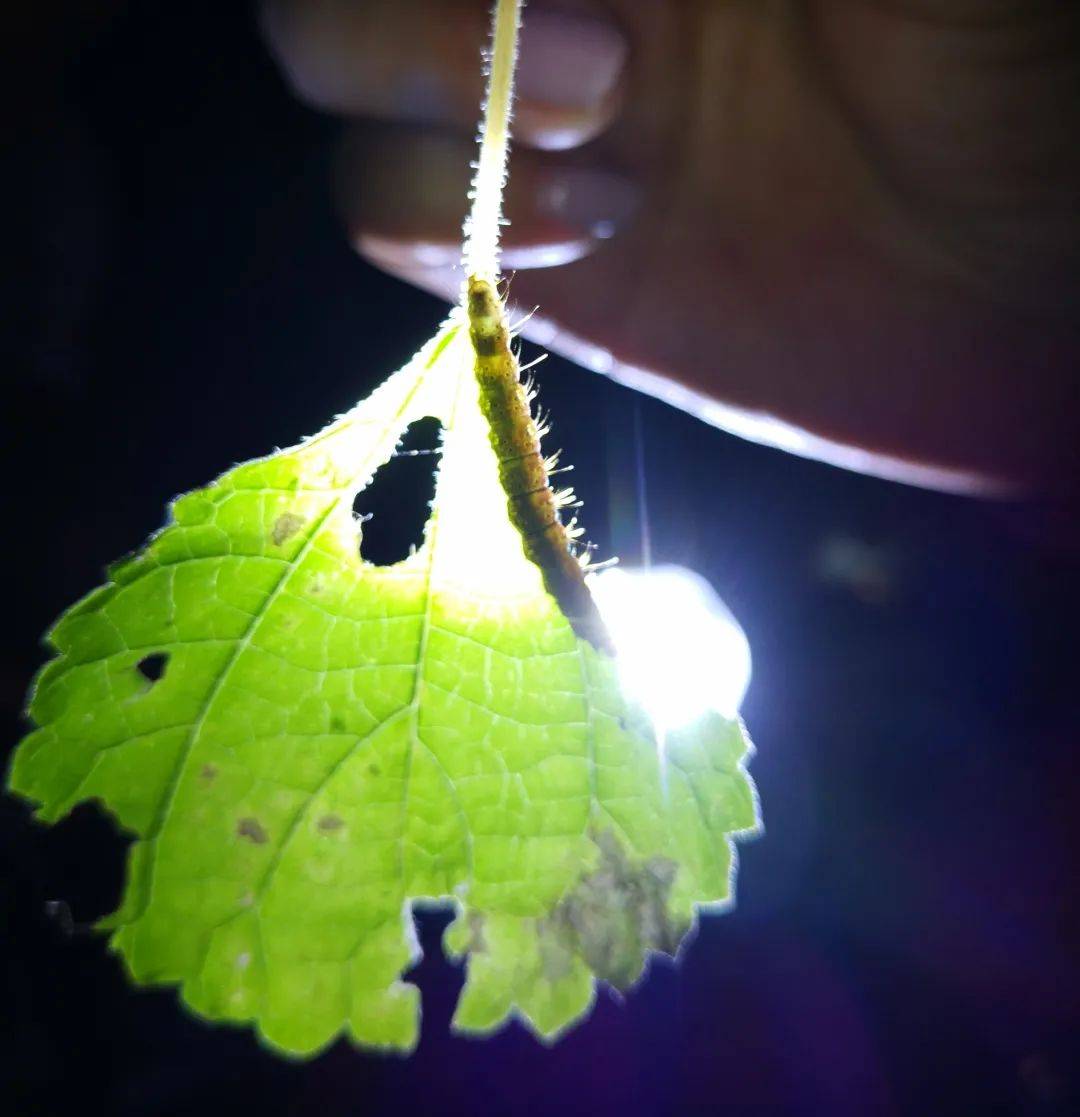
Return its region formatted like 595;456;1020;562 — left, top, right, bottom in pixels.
338;126;641;274
259;0;629;150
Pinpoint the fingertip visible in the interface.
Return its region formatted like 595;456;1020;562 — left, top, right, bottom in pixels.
514;7;629;150
259;0;628;149
336;130;471;246
338;127;640;276
355;225;597;285
258;0;486;122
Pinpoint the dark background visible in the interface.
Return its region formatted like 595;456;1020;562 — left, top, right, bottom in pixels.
4;4;1078;1115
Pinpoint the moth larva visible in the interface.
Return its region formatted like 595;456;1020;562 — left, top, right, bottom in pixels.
467;275;612;652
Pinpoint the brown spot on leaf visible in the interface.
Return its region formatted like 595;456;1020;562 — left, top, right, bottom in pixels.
199;763;218;782
367;763;381;777
317;814;344;833
236;817;268;844
271;511;305;546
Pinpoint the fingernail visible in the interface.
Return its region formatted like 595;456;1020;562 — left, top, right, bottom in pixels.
517;9;627;111
340;132;470;233
534;168;641;239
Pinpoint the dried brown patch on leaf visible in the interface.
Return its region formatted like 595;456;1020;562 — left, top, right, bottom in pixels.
271;511;305;546
538;830;687;992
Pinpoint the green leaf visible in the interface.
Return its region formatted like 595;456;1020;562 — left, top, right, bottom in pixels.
9;318;758;1054
11;0;758;1057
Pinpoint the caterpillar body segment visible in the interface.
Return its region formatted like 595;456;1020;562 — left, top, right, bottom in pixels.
466;276;613;652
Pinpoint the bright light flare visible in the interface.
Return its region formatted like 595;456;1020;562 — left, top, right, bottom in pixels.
589;565;752;730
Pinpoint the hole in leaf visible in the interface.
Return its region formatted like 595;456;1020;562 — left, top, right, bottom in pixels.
136;652;168;684
40;802;130;932
354;417;442;565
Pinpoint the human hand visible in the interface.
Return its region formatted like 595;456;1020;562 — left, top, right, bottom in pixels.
260;0;1080;495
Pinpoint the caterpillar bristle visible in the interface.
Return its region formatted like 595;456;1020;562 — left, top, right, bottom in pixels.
583;555;619;574
509;305;538;336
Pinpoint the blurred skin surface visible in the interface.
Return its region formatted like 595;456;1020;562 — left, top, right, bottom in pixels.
260;0;1080;498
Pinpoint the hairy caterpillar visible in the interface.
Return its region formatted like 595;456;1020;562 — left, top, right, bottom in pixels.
467;275;612;652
